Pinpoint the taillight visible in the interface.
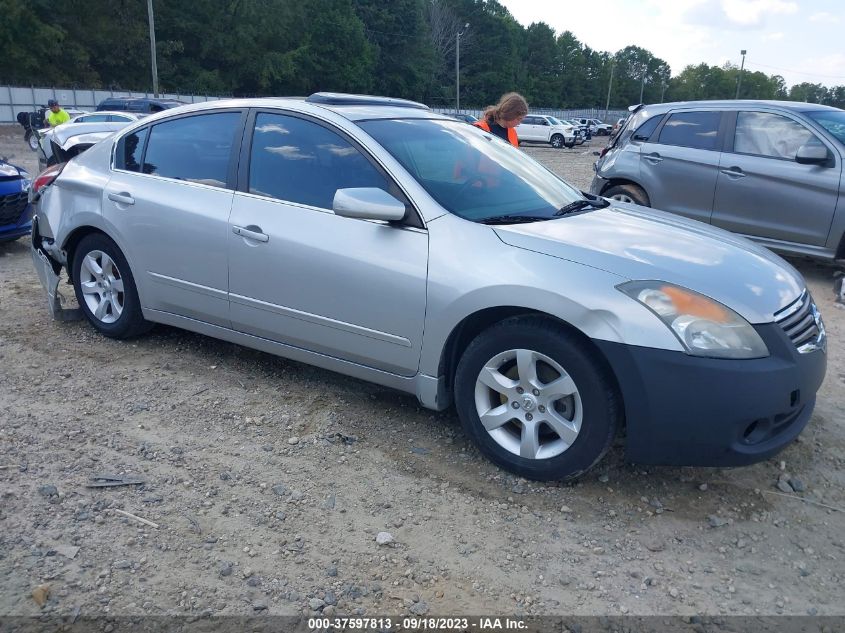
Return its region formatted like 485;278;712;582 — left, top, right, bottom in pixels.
32;163;65;196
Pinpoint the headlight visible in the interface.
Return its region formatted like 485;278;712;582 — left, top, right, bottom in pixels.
618;281;769;359
0;163;19;177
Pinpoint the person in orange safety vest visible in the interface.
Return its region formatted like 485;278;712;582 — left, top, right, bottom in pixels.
473;92;528;146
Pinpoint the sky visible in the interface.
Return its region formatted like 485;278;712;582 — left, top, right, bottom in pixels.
498;0;845;88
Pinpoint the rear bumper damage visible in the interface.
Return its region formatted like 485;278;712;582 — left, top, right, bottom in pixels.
30;216;82;322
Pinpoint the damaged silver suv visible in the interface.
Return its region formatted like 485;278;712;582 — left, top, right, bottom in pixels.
30;93;826;480
591;100;845;261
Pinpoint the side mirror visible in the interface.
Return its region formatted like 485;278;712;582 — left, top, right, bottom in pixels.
795;142;828;165
333;188;406;222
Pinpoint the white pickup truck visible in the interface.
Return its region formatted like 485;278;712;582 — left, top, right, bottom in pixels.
516;115;577;148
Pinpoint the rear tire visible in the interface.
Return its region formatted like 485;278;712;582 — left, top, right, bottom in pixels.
604;183;650;207
26;131;39;152
72;233;152;339
454;315;621;481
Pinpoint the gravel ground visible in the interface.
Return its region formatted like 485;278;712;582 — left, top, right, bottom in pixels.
1;124;844;620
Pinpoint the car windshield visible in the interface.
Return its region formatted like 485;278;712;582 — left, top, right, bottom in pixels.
806;110;845;145
547;117;563;125
360;118;583;222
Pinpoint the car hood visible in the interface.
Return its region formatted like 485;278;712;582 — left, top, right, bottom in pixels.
493;202;805;323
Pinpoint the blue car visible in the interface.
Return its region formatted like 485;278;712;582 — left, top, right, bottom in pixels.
0;159;33;242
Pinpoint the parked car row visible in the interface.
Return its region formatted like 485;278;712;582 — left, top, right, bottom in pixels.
28;93;827;481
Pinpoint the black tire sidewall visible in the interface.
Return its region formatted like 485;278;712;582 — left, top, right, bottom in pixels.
605;184;649;206
550;134;563;148
455;318;618;481
72;234;147;339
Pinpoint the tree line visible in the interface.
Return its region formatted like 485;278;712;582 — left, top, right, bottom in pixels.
2;0;843;110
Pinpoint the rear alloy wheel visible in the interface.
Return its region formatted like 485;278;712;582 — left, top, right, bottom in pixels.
72;233;151;339
550;134;564;149
455;316;621;481
604;183;650;207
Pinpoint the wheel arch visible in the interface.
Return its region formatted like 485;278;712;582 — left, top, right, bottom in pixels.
435;307;624;419
598;177;648;197
62;226;111;280
835;229;845;261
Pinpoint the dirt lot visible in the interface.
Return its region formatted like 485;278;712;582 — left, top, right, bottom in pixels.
1;124;844;620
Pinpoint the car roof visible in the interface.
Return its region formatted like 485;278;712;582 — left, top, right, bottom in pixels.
640;99;841;113
101;97;184;104
76;111;139;118
136;93;450;123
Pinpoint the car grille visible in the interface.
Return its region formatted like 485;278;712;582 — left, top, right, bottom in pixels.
774;291;823;353
0;191;29;227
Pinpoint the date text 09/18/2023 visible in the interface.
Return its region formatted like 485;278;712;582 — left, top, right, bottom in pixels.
306;616;527;630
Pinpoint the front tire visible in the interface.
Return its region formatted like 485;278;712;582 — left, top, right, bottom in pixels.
550;134;564;149
454;316;621;481
72;233;151;339
604;183;650;206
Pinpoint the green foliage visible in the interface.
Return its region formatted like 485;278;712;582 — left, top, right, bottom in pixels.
2;0;842;109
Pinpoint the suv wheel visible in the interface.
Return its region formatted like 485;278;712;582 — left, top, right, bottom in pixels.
454;316;621;481
604;183;650;207
550;134;564;149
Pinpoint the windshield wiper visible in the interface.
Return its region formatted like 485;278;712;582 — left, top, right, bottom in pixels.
480;214;553;225
555;197;610;216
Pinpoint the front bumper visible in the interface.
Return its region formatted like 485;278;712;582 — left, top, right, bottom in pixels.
589;173;608;195
29;216;82;322
595;322;827;467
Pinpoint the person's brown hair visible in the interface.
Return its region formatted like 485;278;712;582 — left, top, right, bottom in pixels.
482;92;528;124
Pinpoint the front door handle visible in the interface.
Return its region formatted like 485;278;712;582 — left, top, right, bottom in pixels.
108;192;135;205
643;153;663;163
719;167;746;178
232;225;269;243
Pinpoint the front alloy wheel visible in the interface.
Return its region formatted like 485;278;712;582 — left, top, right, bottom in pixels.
474;348;582;460
455;316;621;480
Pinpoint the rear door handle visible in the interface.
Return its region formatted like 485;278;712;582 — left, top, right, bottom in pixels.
643;153;663;163
719;167;746;178
232;225;269;243
108;192;135;205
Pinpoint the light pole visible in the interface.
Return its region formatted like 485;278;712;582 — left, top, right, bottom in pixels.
146;0;159;97
735;49;747;99
639;71;647;103
456;23;469;113
604;59;614;121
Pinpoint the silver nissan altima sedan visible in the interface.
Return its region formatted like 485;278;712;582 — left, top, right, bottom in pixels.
29;93;827;480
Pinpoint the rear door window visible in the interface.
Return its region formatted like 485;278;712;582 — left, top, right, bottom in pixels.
658;111;721;150
141;112;240;188
733;111;817;160
78;114;111;123
631;115;664;141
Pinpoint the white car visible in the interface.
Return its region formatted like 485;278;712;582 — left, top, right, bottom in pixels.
517;115;576;148
68;111;144;125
